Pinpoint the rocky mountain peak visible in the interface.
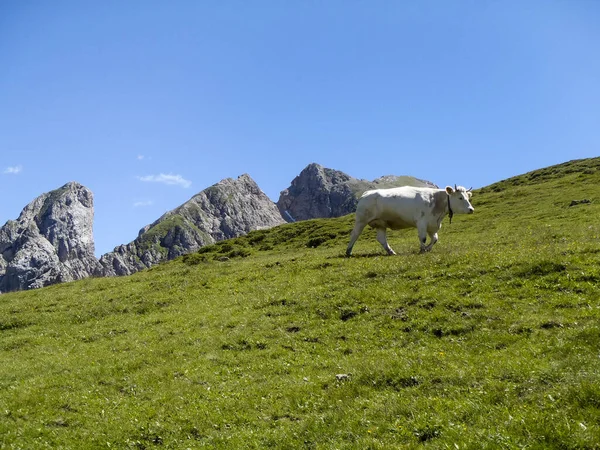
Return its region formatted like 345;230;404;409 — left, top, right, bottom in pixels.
301;163;352;186
276;164;355;222
0;182;102;293
99;173;285;277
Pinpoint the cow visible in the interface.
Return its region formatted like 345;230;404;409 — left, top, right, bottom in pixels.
346;185;474;256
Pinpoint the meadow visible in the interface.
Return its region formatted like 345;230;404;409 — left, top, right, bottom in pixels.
1;158;599;449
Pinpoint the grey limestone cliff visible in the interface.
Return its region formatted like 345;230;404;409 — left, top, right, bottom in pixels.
99;174;285;276
277;163;437;222
0;182;102;293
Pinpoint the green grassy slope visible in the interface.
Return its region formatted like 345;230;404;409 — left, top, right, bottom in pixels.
1;158;599;449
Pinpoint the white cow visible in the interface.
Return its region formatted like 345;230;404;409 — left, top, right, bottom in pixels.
346;185;474;256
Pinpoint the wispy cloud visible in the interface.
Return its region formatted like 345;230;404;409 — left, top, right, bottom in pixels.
137;154;145;161
137;173;192;188
133;200;153;207
3;165;23;175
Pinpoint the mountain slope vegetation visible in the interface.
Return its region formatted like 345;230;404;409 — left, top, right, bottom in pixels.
1;158;599;449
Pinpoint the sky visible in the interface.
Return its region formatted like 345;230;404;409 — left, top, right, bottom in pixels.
1;1;599;257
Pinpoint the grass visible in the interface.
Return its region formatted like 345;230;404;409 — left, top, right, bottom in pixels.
1;157;599;449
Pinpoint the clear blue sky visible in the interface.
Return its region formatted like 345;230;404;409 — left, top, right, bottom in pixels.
1;1;599;257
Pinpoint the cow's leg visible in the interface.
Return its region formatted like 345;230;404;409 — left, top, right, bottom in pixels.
376;228;396;255
423;223;442;252
424;232;439;252
418;225;428;253
346;220;367;256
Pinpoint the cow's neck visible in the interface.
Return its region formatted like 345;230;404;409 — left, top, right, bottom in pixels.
447;195;453;224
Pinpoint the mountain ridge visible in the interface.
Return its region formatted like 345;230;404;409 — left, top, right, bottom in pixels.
1;157;596;292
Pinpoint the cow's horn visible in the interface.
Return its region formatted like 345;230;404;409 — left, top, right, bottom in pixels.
467;187;472;192
454;184;457;191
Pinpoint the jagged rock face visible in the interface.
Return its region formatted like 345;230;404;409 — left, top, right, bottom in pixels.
0;182;102;293
277;164;356;222
99;174;285;277
277;163;437;222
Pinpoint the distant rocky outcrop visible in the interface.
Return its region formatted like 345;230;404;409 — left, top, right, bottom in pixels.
0;182;102;293
99;174;285;276
277;163;437;222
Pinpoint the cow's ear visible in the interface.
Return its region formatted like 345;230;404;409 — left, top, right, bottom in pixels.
445;186;454;195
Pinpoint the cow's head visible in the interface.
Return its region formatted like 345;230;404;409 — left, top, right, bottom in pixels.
446;185;474;214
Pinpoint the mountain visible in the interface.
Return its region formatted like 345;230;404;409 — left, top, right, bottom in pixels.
99;174;285;276
0;182;102;293
277;163;437;222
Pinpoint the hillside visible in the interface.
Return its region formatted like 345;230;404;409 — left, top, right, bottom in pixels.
0;157;599;448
